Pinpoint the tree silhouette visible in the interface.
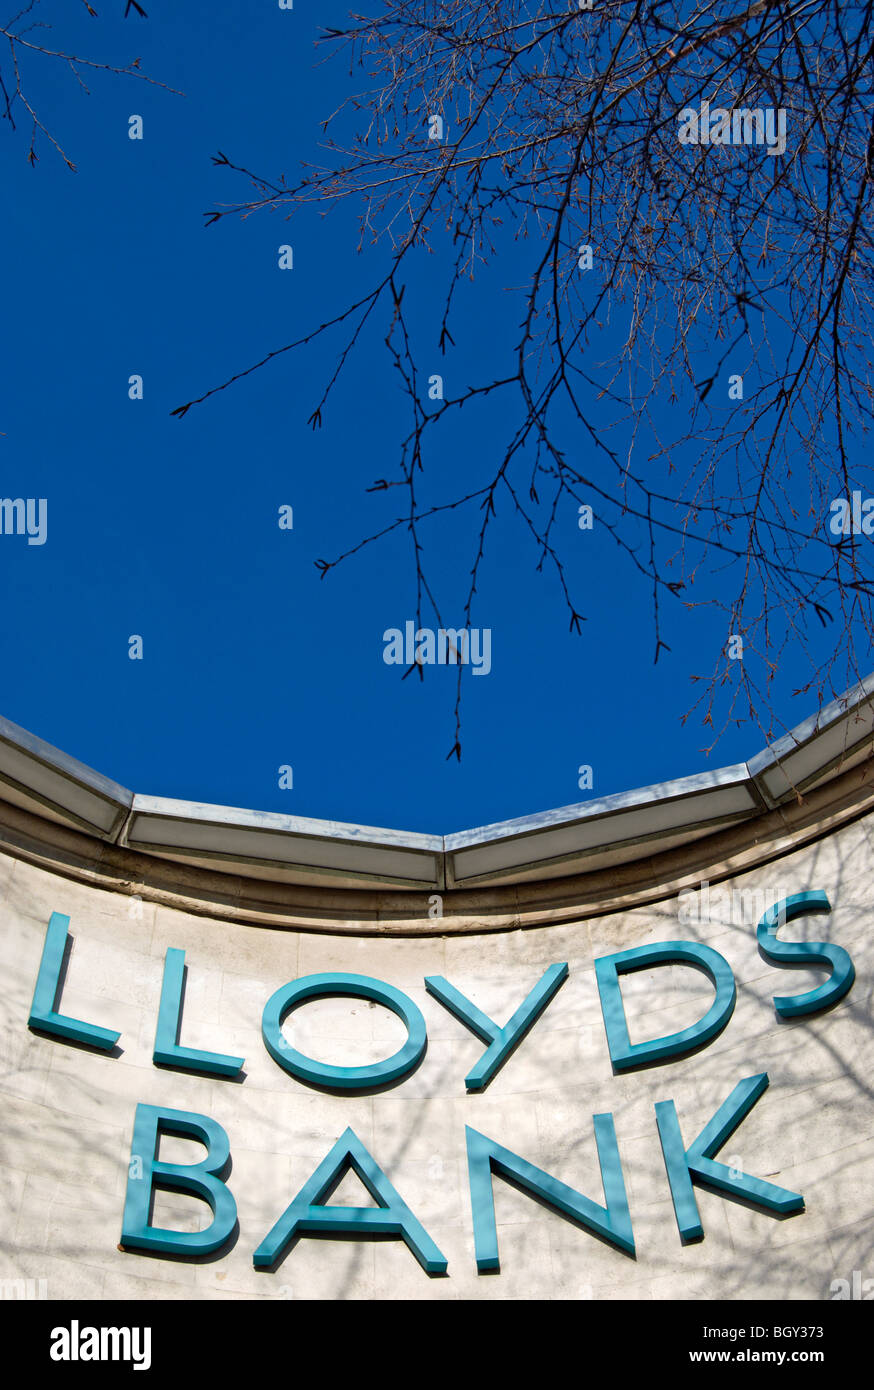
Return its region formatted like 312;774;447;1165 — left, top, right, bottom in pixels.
180;4;874;758
1;0;165;170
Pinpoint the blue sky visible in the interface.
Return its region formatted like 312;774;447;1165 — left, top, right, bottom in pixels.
0;2;864;834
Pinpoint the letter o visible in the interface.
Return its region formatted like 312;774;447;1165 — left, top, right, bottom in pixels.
262;973;427;1090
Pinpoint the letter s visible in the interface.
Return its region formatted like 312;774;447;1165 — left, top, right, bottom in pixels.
757;891;855;1018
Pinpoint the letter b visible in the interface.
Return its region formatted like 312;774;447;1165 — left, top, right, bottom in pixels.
120;1104;237;1256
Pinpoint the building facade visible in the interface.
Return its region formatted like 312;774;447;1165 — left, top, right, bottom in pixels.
1;683;872;1301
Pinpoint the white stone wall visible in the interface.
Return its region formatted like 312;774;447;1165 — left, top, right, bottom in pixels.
1;810;872;1301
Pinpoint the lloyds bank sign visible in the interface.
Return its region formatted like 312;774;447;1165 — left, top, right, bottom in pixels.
27;891;855;1276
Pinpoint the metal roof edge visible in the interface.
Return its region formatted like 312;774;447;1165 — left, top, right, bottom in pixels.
0;675;871;888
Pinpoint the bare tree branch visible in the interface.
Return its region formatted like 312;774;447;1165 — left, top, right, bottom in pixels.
176;0;874;762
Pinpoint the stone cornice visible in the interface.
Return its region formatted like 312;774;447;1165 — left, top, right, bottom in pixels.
0;675;872;932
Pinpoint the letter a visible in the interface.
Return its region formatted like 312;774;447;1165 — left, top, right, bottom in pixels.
50;1329;71;1362
254;1127;447;1273
383;628;404;664
829;499;850;536
677;107;699;144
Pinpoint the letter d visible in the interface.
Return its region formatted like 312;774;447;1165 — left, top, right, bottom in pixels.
595;940;736;1070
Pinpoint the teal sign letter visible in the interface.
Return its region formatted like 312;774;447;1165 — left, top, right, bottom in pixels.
253;1127;447;1273
262;972;426;1090
757;891;855;1017
595;940;736;1070
121;1103;237;1256
425;962;568;1091
465;1118;634;1271
655;1072;804;1241
28;911;120;1051
153;947;244;1078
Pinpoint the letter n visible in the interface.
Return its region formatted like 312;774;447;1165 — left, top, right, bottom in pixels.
121;1104;237;1256
465;1121;634;1271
